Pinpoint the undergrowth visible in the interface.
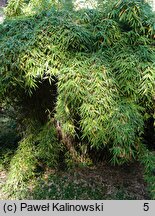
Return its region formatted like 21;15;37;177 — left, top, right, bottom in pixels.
139;147;155;199
2;121;62;199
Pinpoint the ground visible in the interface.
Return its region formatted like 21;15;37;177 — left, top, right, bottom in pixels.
0;161;149;200
34;162;149;200
0;170;7;199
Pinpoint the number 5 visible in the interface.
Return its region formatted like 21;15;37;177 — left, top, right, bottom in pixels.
143;203;149;211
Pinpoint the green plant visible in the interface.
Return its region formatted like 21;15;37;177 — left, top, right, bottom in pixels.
3;134;37;198
0;0;154;168
138;147;155;199
109;0;155;37
5;0;70;17
5;0;26;17
2;120;62;198
36;122;63;168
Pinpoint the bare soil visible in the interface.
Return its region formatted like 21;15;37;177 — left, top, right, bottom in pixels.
40;161;150;200
0;160;150;199
62;161;149;199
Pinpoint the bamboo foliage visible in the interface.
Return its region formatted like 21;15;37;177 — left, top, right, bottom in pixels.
110;0;155;37
0;0;155;164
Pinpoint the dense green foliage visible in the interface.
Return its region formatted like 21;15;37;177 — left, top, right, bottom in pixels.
138;146;155;199
3;121;62;198
0;0;155;198
5;0;72;17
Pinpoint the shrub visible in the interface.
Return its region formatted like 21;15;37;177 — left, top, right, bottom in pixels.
138;146;155;199
3;134;37;198
3;121;62;198
0;0;154;166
